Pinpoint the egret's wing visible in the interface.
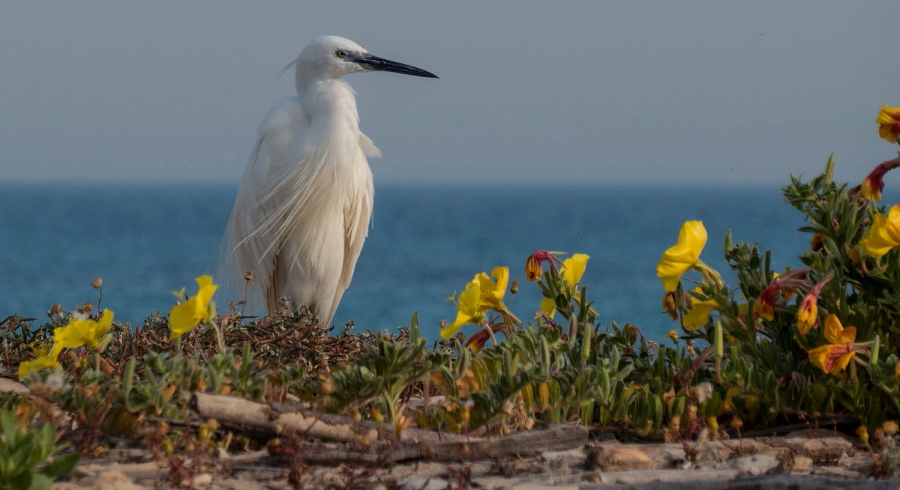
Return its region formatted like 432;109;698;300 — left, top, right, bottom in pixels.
223;97;309;311
325;159;374;324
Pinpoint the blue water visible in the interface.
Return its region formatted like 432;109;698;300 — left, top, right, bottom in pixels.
0;183;817;341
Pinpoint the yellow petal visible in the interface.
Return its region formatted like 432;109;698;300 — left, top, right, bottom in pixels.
657;221;707;291
53;311;112;350
838;326;857;345
822;314;842;345
196;275;214;288
17;342;62;379
682;290;717;330
441;280;482;339
860;205;900;257
807;345;832;373
168;276;218;340
836;351;856;373
169;297;202;340
475;267;507;311
540;297;556;319
560;254;589;291
94;310;114;338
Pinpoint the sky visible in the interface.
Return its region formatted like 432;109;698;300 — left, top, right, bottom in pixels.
0;2;897;185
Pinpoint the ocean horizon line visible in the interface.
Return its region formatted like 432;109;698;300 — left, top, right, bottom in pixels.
0;179;791;189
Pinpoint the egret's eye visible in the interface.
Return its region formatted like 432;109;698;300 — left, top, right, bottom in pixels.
336;50;347;58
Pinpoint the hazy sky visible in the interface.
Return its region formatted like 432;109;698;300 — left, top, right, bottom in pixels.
1;2;896;184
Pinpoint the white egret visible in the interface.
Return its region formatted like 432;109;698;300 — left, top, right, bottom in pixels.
223;36;437;325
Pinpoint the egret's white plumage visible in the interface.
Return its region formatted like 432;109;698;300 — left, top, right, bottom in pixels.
223;36;436;325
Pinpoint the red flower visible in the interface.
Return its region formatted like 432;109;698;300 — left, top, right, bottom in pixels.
753;268;811;321
524;251;563;281
860;158;900;202
754;282;779;321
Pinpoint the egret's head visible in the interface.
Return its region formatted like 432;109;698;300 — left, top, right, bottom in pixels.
296;35;438;80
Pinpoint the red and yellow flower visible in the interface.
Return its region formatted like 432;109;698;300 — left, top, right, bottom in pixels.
524;251;563;281
807;315;867;375
877;105;900;143
796;274;832;335
860;158;900;202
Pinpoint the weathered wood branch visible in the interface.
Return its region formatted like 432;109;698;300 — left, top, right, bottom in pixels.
191;392;590;466
191;392;378;443
0;377;29;395
191;392;474;445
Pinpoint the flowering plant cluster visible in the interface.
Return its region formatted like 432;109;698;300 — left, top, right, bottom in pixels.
6;105;900;475
655;105;900;428
18;275;218;380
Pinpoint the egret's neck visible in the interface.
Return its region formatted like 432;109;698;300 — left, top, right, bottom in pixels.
295;74;360;130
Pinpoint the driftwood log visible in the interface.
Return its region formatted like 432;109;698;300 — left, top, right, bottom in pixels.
190;392;590;465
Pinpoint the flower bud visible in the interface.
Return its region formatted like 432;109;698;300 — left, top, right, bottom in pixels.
91;276;103;289
370;407;383;423
856;425;870;444
662;292;677;321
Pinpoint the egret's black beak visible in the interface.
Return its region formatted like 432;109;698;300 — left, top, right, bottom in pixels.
352;53;438;79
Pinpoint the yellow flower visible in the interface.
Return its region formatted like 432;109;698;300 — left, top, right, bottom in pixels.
169;275;218;340
807;314;857;374
877;105;900;143
664;329;678;341
539;254;589;319
441;279;483;339
442;267;513;340
657;221;707;292
859;205;900;258
54;309;114;350
682;289;717;330
17;342;64;379
475;267;508;310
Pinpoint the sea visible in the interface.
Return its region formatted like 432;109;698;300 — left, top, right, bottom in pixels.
0;183;823;342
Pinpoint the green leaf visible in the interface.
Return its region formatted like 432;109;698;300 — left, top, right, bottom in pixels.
27;473;51;490
39;452;80;479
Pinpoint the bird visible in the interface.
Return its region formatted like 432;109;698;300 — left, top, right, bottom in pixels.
222;36;437;326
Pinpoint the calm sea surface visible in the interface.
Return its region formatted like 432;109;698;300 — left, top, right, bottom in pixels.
0;183;826;341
